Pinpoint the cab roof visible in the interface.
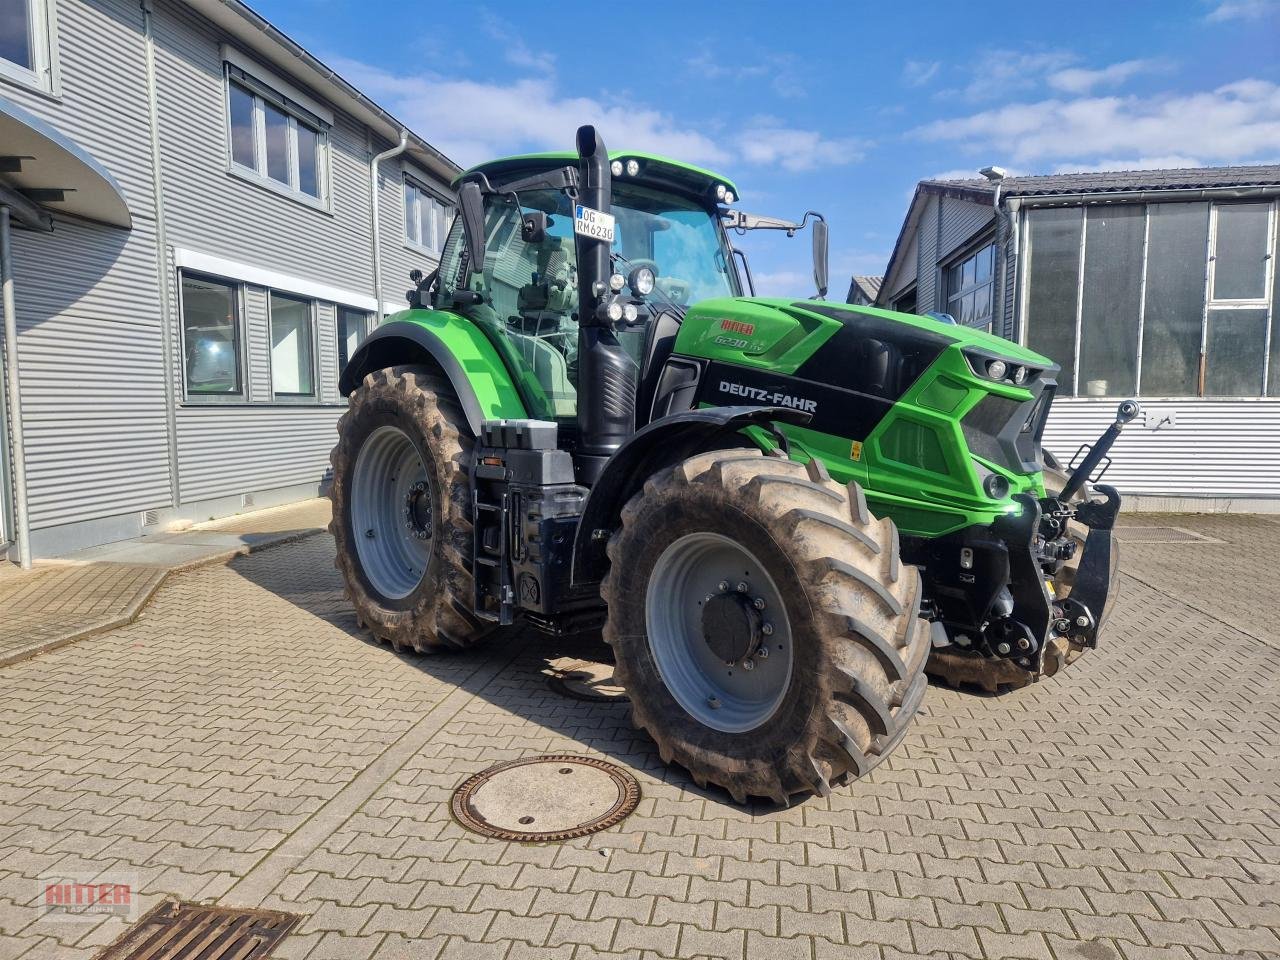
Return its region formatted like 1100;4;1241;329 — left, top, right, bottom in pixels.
456;151;741;205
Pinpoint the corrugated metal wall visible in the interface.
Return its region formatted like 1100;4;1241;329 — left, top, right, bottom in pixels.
5;0;173;535
374;140;442;312
937;196;993;261
1044;399;1280;498
915;195;939;313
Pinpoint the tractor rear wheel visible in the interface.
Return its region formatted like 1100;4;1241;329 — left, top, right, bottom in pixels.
601;449;930;804
329;365;494;653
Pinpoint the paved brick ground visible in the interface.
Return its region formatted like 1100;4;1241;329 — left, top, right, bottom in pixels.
1;516;1277;960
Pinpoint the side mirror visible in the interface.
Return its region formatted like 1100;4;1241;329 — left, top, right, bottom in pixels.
811;216;829;300
459;180;486;270
521;210;548;244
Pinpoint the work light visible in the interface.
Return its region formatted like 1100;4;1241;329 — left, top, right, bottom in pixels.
1012;365;1028;385
609;273;626;292
610;160;624;177
715;184;727;200
625;158;641;177
629;265;656;297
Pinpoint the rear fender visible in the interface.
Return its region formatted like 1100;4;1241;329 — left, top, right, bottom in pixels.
571;405;810;586
340;311;527;433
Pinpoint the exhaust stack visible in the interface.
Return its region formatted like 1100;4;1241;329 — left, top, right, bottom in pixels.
573;125;636;484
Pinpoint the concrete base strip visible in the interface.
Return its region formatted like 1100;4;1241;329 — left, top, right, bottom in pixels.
225;641;522;908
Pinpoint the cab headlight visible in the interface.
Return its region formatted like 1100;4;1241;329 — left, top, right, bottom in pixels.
625;158;641;177
629;265;656;297
609;160;623;177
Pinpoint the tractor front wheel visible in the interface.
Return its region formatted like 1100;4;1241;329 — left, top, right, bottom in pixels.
329;365;494;653
602;449;930;804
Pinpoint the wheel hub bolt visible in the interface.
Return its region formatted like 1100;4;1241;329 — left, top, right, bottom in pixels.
761;622;774;637
717;581;729;592
1054;618;1071;633
742;658;755;671
996;641;1012;655
752;597;766;611
736;581;749;593
1075;615;1089;628
756;645;769;660
1016;637;1030;650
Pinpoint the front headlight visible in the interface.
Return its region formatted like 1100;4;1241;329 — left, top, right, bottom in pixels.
986;359;1008;381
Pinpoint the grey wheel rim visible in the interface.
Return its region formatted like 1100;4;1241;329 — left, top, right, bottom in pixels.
645;532;794;733
351;425;433;600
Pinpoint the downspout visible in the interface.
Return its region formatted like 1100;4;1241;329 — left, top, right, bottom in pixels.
0;206;32;568
142;0;181;508
369;130;409;319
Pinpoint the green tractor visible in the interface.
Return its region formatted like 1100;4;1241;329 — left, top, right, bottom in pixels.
331;125;1137;803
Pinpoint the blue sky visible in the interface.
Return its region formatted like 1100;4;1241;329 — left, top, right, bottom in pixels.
255;0;1280;296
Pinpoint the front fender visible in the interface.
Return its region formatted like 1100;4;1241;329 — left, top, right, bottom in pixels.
340;310;527;434
571;405;811;586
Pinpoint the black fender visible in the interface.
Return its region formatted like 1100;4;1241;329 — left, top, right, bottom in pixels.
571;405;811;586
339;320;487;434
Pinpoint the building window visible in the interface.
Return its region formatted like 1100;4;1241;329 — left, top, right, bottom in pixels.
337;307;370;371
180;273;243;398
0;0;53;91
944;242;995;330
404;178;452;255
1023;199;1278;398
269;292;315;397
226;73;327;203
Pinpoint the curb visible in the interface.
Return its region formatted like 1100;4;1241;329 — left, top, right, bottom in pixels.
0;528;326;670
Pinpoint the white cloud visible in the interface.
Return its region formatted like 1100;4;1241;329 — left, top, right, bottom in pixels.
685;49;806;99
1050;156;1205;173
736;118;865;172
912;79;1280;168
902;60;941;87
334;59;732;169
333;60;856;175
947;49;1077;101
752;269;813;298
479;11;555;72
1205;0;1277;21
1047;59;1164;94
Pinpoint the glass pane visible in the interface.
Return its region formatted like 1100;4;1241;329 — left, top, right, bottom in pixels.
1213;202;1270;300
1142;202;1208;396
962;258;976;288
975;245;993;282
434;201;450;252
945;263;962;299
0;0;33;69
296;123;319;198
263;102;290;185
1205;308;1266;396
1078;205;1143;397
404;185;418;244
228;83;256;169
181;274;241;395
972;282;991;327
1025;207;1082;394
270;293;314;395
337;308;365;370
959;291;974;325
420;195;434;252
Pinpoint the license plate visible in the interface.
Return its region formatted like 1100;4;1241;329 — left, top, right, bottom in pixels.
574;204;615;243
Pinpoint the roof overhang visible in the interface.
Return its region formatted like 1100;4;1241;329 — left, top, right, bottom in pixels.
185;0;460;184
0;94;132;230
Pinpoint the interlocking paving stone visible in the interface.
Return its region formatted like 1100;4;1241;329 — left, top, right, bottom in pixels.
0;516;1277;959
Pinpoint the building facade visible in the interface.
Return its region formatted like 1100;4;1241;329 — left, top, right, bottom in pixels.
0;0;459;560
875;167;1280;509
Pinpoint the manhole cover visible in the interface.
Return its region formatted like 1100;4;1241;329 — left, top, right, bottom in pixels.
95;901;300;959
547;659;628;702
451;754;640;842
1114;525;1221;544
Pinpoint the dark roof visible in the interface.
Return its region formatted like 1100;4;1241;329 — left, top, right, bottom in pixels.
920;164;1280;199
847;275;883;301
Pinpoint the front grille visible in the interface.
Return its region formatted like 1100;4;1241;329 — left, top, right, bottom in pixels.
962;385;1051;474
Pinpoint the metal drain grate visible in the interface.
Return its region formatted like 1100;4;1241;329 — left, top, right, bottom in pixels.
95;901;301;960
1114;525;1221;544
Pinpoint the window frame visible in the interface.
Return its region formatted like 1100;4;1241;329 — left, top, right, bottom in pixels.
337;306;372;372
0;0;58;95
1018;198;1279;399
943;236;997;332
267;290;319;401
403;175;453;257
223;67;330;209
177;270;248;404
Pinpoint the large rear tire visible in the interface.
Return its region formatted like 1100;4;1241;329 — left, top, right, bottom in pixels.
602;449;930;804
329;365;495;653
